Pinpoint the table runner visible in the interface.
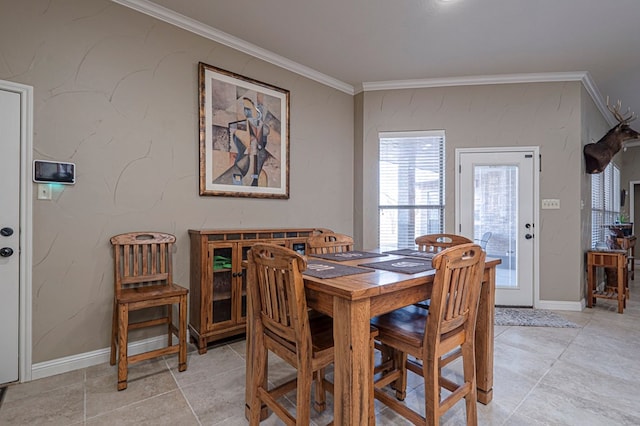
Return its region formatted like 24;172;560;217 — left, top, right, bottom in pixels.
304;260;372;279
383;248;435;259
359;257;434;274
309;250;385;262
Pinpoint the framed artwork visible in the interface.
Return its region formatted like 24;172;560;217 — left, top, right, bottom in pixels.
198;62;290;198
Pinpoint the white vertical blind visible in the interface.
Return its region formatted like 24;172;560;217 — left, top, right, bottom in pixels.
378;131;445;248
591;163;620;248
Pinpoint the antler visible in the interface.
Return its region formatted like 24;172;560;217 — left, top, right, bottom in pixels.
606;96;637;125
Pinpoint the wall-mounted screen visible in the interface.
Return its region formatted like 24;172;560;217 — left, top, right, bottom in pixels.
33;160;75;184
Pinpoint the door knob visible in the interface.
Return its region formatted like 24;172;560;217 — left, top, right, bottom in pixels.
525;234;534;240
0;227;13;237
0;247;14;257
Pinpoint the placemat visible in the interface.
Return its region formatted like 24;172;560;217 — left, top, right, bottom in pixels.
383;248;435;260
359;257;434;274
304;260;372;279
309;250;386;262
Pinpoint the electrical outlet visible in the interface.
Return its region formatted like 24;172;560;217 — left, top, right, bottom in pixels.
37;184;52;200
541;198;560;209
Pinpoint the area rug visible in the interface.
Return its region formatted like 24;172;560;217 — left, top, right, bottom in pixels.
495;308;579;328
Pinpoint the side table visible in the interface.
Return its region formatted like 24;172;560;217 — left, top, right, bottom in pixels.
587;249;627;314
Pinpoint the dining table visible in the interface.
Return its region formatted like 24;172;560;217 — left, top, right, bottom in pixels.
245;248;500;426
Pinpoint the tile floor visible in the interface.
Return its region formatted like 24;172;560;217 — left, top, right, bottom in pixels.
2;279;640;425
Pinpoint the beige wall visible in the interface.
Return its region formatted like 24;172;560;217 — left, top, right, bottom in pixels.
0;0;354;363
1;0;615;367
580;86;611;296
355;82;586;303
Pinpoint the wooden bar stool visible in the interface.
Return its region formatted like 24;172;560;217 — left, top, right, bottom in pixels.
110;232;188;390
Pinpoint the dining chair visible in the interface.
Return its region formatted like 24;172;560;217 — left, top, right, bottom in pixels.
413;234;472;310
304;233;380;422
247;243;377;425
415;233;472;253
306;232;354;254
109;232;188;391
371;243;486;425
475;232;492;250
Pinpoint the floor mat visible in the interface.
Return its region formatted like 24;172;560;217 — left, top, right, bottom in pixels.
495;307;579;328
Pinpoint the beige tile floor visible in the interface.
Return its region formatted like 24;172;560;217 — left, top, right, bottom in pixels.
2;279;640;425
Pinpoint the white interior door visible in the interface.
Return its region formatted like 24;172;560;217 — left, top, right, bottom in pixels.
457;149;537;306
0;88;21;384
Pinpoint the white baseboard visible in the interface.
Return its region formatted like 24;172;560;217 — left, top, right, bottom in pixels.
536;299;585;311
30;335;169;381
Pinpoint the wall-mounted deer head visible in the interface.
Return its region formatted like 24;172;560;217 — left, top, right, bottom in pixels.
584;97;640;174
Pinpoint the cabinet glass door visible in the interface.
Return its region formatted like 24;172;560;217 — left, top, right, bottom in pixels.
211;245;233;325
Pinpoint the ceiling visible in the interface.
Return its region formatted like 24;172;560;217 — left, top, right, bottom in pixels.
120;0;640;126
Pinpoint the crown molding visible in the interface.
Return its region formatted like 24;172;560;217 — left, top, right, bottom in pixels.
110;1;612;124
110;0;355;95
360;71;591;92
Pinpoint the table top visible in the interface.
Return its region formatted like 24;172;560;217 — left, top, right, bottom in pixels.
302;249;500;301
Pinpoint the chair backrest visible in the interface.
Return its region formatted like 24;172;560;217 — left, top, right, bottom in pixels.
110;232;175;294
477;232;492;250
306;232;354;254
248;243;311;352
424;243;486;354
415;233;472;253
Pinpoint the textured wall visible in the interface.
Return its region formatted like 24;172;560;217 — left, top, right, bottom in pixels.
580;86;610;299
356;82;585;303
0;0;354;363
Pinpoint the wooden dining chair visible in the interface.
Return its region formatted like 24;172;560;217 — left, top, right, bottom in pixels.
415;233;472;253
371;243;486;425
413;234;472;310
306;232;354;254
110;232;188;391
247;243;377;425
304;232;379;422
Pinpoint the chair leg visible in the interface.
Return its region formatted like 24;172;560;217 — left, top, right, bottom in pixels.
393;351;408;400
117;303;129;391
461;343;478;426
109;299;118;366
167;303;173;347
296;365;312;425
178;295;187;372
313;369;326;412
423;356;440;426
248;329;267;426
369;335;376;425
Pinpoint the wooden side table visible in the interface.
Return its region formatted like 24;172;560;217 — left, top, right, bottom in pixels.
587;249;627;313
616;235;636;281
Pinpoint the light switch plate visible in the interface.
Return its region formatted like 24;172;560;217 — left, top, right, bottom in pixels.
37;183;52;200
542;198;560;209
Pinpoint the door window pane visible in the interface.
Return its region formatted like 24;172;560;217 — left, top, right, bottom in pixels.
474;165;518;289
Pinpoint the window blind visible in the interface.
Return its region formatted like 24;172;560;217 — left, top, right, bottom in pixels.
379;131;445;248
591;163;620;248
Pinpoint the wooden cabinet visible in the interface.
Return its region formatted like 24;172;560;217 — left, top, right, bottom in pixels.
188;228;329;353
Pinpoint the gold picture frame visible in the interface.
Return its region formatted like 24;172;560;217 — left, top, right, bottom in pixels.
198;62;290;198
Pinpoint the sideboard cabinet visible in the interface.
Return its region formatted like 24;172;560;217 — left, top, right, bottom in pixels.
188;228;329;353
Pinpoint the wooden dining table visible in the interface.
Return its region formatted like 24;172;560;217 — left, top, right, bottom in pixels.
245;249;500;425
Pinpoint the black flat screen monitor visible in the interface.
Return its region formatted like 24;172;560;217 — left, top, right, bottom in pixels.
33;160;75;184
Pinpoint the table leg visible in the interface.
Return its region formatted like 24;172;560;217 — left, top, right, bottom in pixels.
475;265;495;404
587;256;595;308
618;256;625;314
333;297;372;425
